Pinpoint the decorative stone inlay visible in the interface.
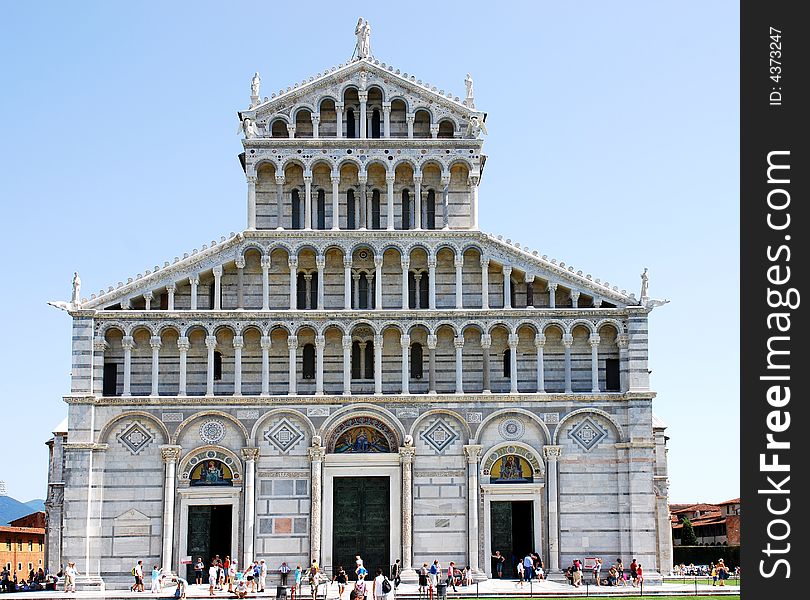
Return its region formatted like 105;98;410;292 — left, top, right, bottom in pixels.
306;407;330;417
498;418;525;441
414;470;466;478
466;412;482;423
236;409;260;420
420;419;459;454
161;412;184;423
258;470;309;478
199;420;226;444
568;417;608;451
396;407;420;419
482;445;543;477
542;412;560;424
118;422;154;455
264;418;304;454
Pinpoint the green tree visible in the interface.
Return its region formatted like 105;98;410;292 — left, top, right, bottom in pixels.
681;517;699;546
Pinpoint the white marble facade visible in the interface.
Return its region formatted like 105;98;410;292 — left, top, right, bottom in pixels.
46;24;672;590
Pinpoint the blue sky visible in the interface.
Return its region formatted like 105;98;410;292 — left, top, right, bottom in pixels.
0;1;739;503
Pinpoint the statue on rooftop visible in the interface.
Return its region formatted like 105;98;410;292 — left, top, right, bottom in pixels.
467;115;487;137
465;73;475;108
640;267;649;300
355;18;371;59
250;72;261;99
71;272;81;307
238;116;257;139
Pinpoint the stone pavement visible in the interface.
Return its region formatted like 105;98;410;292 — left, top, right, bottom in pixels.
2;578;740;598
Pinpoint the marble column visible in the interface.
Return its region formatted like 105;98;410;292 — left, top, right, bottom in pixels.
414;274;422;309
353;273;361;310
143;292;152;311
525;275;535;309
358;174;368;230
399;445;416;570
359;92;368;138
233;336;243;396
177;336;189;396
342;336;352;395
358;342;368;380
275;175;285;230
543;445;563;572
469;175;480;230
315;335;325;395
367;273;374;309
166;284;176;311
413;175;422;230
289;257;298;310
535;334;546;393
316;257;325;310
374;333;383;395
508;334;519;394
92;336;106;395
242;448;260;567
617;334;629;392
480;334;491;393
261;256;270;311
205;336;217;396
454;254;464;309
562;334;573;393
590;334;601;393
303;175;313;230
212;266;222;310
386;174;395;230
430;123;439;139
571;290;580;308
304;276;312;309
122;335;134;396
236;257;245;310
502;265;512;309
463;445;483;573
427;335;437;394
441;175;450;229
480;256;489;309
548;283;557;308
308;444;325;564
335;102;344;138
150;336;161;396
288;336;298;395
160;445;182;573
454;336;464;394
374;255;383;309
428;257;436;310
382;102;391;139
331;175;340;230
260;336;271;396
247;174;257;230
311;114;320;139
406;113;414;138
343;257;352;309
287;123;296;139
400;257;410;310
400;334;410;394
189;276;199;310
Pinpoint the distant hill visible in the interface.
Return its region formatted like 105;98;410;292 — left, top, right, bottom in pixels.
25;499;46;512
0;495;41;524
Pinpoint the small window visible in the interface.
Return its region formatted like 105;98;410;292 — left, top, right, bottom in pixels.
347;189;356;230
28;541;32;551
103;363;118;397
371;108;381;138
401;189;411;230
346;108;356;138
317;189;326;230
605;358;620;391
214;351;223;381
297;272;308;310
408;272;417;309
358;273;369;310
4;540;9;551
364;341;375;378
371;190;381;229
351;341;362;379
18;562;22;572
426;189;436;229
310;272;318;309
503;349;511;377
410;343;424;379
291;189;301;229
302;344;316;379
419;272;429;309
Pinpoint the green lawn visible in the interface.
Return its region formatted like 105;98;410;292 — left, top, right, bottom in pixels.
663;577;740;587
473;597;739;600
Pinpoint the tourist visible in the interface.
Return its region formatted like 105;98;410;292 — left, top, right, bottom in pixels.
522;554;534;581
491;551;505;578
355;556;367;579
175;577;189;599
629;558;638;586
571;560;582;587
232;572;248;599
195;558;206;585
446;561;457;592
132;560;145;592
417;563;429;599
293;565;303;600
607;565;618;586
634;563;644;587
308;559;320;600
259;560;267;592
64;562;78;593
463;566;472;587
391;559;401;588
428;560;440;597
334;565;348;599
593;558;602;586
710;562;717;585
616;559;627;586
209;562;218;596
515;560;524;587
150;565;162;594
717;559;728;586
372;567;392;600
353;573;368;600
280;561;291;587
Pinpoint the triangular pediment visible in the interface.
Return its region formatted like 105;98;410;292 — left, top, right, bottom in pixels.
114;508;150;523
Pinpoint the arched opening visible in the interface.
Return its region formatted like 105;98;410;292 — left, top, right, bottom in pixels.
302;344;316;379
295;109;313;137
357;273;373;309
437;119;454;138
319;98;337;137
351;340;374;379
407;271;430;309
346;189;356;230
371;108;381;138
410;343;424;379
371;189;381;229
291;189;301;229
426;189;436;229
270;119;288;138
296;271;318;310
503;348;511;377
401;189;411;230
317;189;326;230
413;109;431;138
390;99;407;137
346;108;356;138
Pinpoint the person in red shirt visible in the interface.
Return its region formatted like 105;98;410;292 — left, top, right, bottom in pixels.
633;564;644;587
446;562;457;592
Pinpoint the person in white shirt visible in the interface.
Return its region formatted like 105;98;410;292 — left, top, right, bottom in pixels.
259;560;268;592
372;569;390;600
209;564;218;596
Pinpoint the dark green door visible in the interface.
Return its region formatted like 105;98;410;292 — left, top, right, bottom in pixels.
333;477;390;579
187;505;232;581
490;501;534;578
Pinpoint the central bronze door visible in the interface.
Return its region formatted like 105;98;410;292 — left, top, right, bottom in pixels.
332;476;390;579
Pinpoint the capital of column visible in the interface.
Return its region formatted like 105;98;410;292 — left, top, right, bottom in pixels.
382;101;391;110
308;445;326;462
246;174;257;185
260;335;272;350
358;91;368;102
160;444;182;464
534;333;546;348
335;102;344;110
261;256;271;269
400;257;410;270
543;445;563;460
427;334;437;350
480;334;492;349
385;174;395;184
287;124;297;136
232;335;244;349
233;258;245;271
525;273;535;284
593;297;603;308
507;334;519;349
463;444;483;464
571;290;581;301
212;265;223;277
330;174;340;184
310;114;320;124
303;174;312;184
399;446;416;464
205;335;217;350
454;255;464;269
374;255;384;268
166;282;176;293
143;291;153;301
315;335;325;349
430;123;440;135
405;114;415;124
616;334;629;349
288;256;299;269
427;256;437;269
358;173;368;185
454;336;464;350
562;334;574;348
502;265;513;277
352;272;361;282
177;336;190;351
342;336;353;350
150;336;162;350
188;275;199;286
93;337;108;352
275;175;285;185
344;257;353;269
241;447;260;462
548;282;558;292
400;334;411;349
287;336;298;350
440;174;451;186
412;174;422;184
589;334;601;347
121;335;135;351
480;255;490;268
315;256;326;270
374;333;383;346
303;273;313;283
468;175;480;186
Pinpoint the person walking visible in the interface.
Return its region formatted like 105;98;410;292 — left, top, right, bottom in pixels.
334;566;348;599
64;562;78;593
522;554;534;582
572;560;582;587
446;562;457;592
716;559;728;586
629;559;638;586
195;558;205;586
372;567;392;600
418;563;429;600
391;559;401;588
280;562;291;587
258;560;267;592
292;565;303;600
616;559;627;586
150;565;162;594
634;563;644;587
515;561;524;588
208;562;218;597
132;560;145;592
353;573;368;600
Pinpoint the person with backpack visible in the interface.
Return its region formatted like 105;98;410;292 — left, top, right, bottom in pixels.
131;560;144;592
373;567;392;600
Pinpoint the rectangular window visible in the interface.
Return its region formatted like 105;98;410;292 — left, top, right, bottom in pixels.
605;358;620;391
214;352;223;381
103;362;118;396
159;292;169;310
28;541;33;551
4;540;10;551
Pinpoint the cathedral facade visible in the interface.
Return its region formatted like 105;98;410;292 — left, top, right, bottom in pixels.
46;24;672;589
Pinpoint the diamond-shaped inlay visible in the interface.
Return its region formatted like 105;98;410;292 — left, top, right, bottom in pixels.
420;420;459;454
118;422;154;455
568;417;608;451
265;418;304;454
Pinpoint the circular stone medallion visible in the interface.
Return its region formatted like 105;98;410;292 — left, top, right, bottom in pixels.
199;420;226;444
499;418;525;441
